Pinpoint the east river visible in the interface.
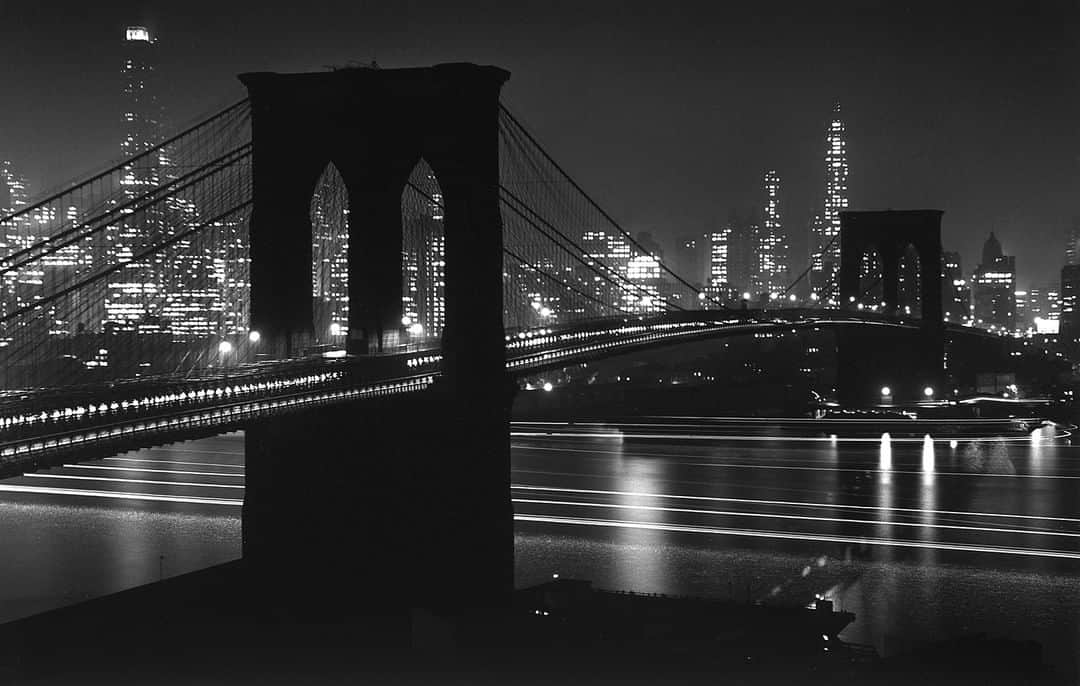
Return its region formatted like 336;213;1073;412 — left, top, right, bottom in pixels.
0;420;1078;675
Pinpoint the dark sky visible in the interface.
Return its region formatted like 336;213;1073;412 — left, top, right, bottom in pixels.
2;1;1078;288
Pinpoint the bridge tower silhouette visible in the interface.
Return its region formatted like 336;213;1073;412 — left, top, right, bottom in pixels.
239;64;514;613
836;210;945;405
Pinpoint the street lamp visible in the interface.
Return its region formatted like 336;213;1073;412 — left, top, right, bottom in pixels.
218;340;233;377
247;330;260;344
880;386;891;398
923;386;934;398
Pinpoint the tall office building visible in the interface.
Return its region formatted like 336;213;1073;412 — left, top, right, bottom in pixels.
0;161;31;319
709;210;756;302
105;26;167;333
1028;283;1061;332
1066;218;1080;266
401;168;445;339
941;250;969;322
311;164;350;340
0;160;28;216
758;170;789;296
706;228;729;302
971;232;1016;332
673;235;708;293
582;230;633;310
1060;265;1080;344
810;103;848;300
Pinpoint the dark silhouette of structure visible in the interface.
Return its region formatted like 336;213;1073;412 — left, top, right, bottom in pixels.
240;64;514;613
837;210;945;405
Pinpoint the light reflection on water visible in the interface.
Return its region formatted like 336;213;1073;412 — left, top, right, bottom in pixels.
513;423;1080;676
612;445;670;594
0;499;240;625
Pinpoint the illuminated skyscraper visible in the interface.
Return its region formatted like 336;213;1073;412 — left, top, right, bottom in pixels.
582;230;632;310
401;168;445;340
707;211;756;303
1066;218;1080;266
311;164;350;340
758;170;789;296
105;26;167;332
0;160;28;216
1061;265;1080;343
810;103;848;300
120;27;164;181
971;233;1016;332
941;250;969;322
1028;283;1060;333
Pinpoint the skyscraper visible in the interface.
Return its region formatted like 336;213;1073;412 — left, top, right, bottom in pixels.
810;103;848;300
709;210;756;302
672;235;707;293
120;27;164;178
971;233;1016;332
1066;218;1080;266
1028;283;1061;332
105;26;166;332
758;170;789;296
1060;265;1080;344
0;160;28;216
941;250;969;322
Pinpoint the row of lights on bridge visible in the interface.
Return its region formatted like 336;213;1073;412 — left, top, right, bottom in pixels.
880;385;935;399
696;292;826;304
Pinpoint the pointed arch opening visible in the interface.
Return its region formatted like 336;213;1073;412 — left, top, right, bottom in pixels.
400;158;445;347
310;162;350;348
858;248;884;311
898;243;922;318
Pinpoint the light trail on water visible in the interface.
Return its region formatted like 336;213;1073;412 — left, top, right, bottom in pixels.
514;515;1080;560
61;464;245;478
25;473;244;490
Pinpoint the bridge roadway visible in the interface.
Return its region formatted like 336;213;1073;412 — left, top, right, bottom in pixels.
0;309;999;475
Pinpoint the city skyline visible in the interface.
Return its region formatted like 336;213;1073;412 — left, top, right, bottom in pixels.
0;18;1079;685
1;1;1077;290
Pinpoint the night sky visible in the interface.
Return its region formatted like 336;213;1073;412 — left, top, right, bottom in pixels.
2;1;1078;288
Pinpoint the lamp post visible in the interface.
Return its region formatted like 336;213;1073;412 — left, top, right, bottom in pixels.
218;339;233;377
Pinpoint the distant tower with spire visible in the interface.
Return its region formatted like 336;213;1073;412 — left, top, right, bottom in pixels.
810;102;848;303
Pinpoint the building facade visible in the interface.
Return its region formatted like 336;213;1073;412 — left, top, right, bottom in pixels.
970;233;1016;332
941;250;969;323
810;103;848;300
758;170;790;297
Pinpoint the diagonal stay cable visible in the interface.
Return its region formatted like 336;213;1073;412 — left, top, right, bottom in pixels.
781;231;839;297
502;245;634;316
0;100;250;227
499;104;728;311
0;146;251;276
0;201;253;324
403;179;675;312
499;185;686;311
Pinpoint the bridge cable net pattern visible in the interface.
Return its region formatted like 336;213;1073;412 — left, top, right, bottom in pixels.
0;102;253;389
497;106;727;334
